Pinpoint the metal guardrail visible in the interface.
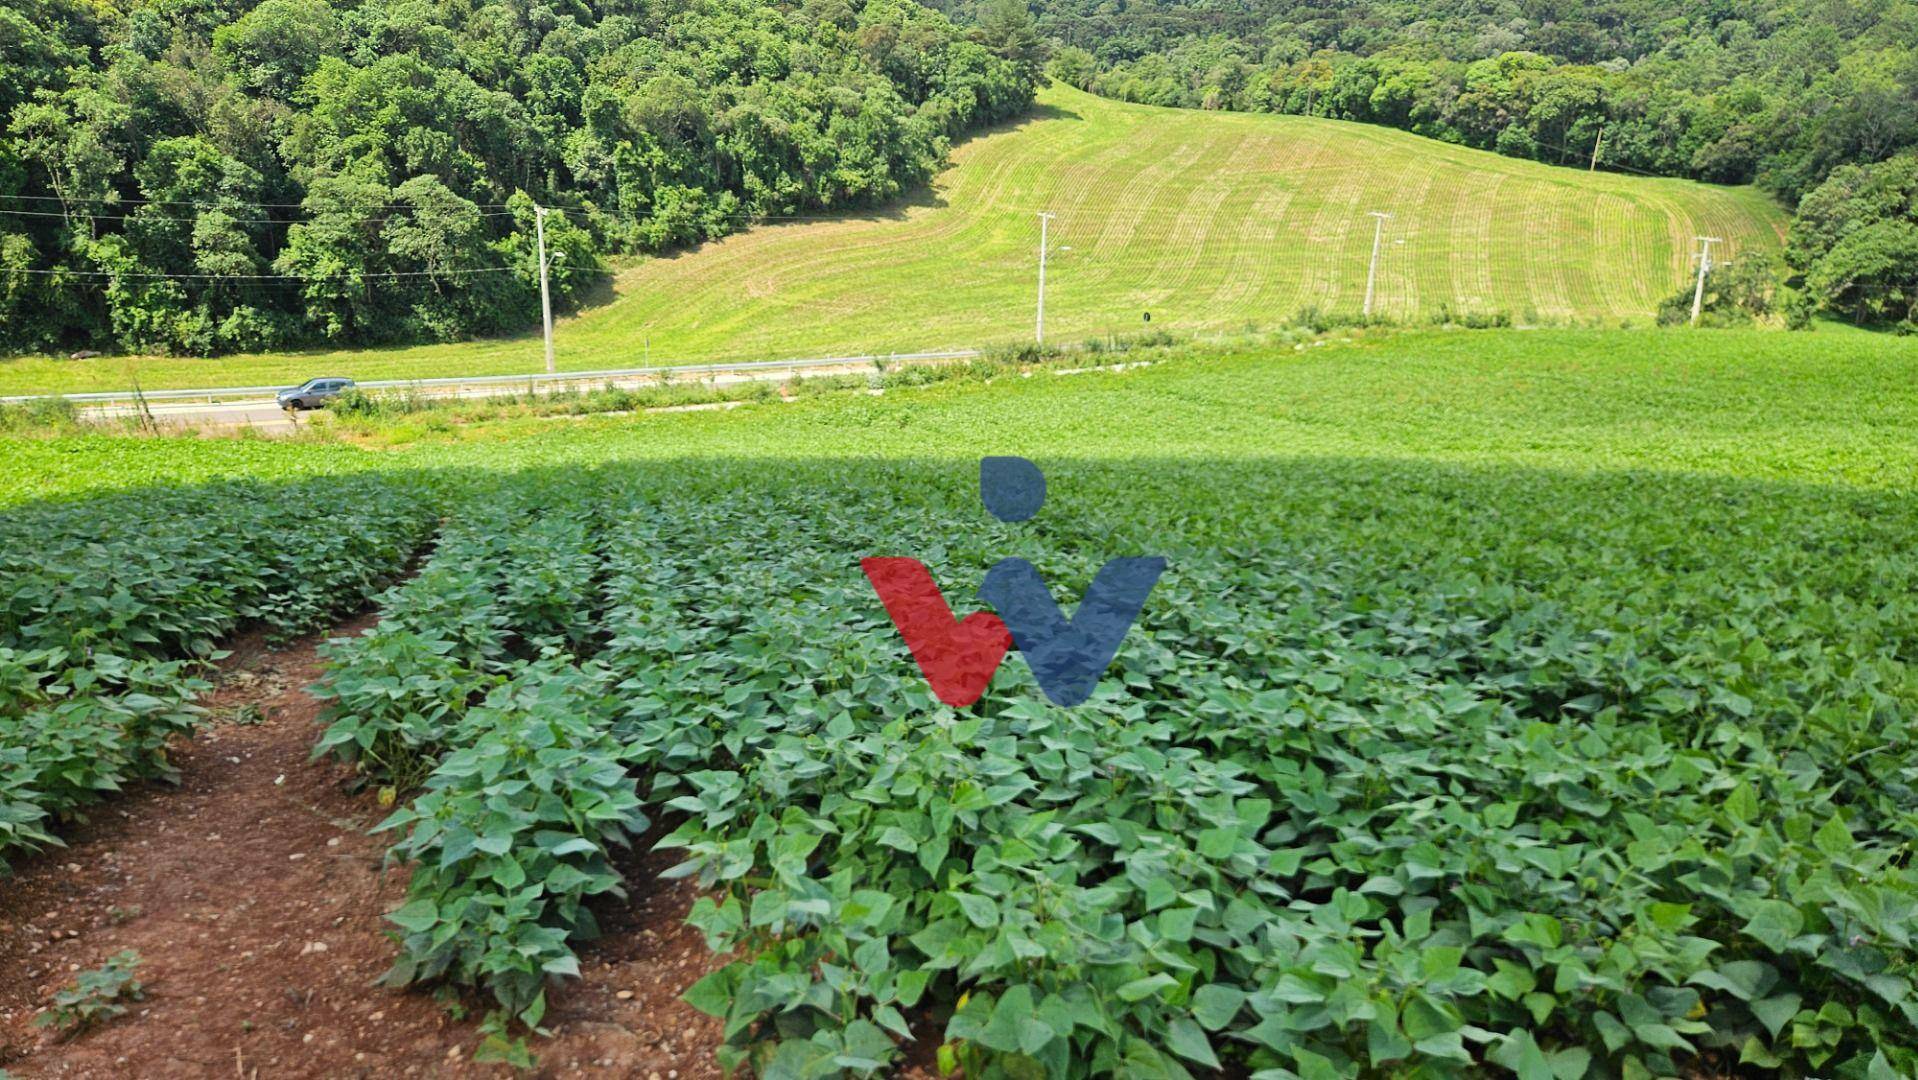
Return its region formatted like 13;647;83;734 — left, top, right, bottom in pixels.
0;349;982;406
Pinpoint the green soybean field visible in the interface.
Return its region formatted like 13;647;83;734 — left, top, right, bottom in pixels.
0;483;434;873
2;327;1916;1078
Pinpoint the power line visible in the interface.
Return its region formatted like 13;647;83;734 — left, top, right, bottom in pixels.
0;191;884;224
0;191;545;212
0;265;523;280
0;192;822;221
0;206;525;224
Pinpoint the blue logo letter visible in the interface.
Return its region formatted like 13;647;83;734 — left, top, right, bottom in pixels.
981;555;1165;706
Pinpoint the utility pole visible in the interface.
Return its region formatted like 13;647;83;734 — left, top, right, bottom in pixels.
1589;126;1605;172
1362;211;1390;319
1036;211;1055;345
1690;236;1721;326
534;204;555;374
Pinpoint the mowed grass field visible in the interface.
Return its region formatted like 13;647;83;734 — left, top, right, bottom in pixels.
0;85;1785;396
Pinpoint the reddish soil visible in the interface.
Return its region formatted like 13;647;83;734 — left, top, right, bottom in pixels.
0;618;726;1079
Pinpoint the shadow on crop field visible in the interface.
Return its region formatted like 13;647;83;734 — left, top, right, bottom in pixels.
10;448;1918;777
6;451;1918;1073
9;449;1918;609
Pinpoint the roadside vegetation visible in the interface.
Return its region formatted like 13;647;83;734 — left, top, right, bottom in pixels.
312;344;1166;439
0;396;80;434
7;326;1918;505
0;310;1830;444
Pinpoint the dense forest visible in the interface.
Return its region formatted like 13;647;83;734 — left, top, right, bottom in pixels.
986;0;1918;200
0;0;1038;355
5;0;1913;352
927;0;1918;327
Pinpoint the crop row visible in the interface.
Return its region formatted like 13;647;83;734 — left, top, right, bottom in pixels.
315;484;637;1041
310;465;1917;1079
314;486;610;787
0;479;435;874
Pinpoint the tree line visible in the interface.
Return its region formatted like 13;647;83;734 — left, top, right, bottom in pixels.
0;0;1039;356
933;0;1918;329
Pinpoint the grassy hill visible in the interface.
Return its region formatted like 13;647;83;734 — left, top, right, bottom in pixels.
0;85;1786;395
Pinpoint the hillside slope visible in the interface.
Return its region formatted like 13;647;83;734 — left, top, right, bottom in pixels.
0;85;1786;394
612;84;1784;345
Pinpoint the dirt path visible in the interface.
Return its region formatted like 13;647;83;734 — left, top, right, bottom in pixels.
0;620;725;1079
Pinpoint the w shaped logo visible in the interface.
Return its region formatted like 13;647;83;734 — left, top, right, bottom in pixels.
863;458;1165;707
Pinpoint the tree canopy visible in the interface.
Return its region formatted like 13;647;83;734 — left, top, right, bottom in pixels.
1788;151;1918;329
0;0;1036;355
940;0;1918;204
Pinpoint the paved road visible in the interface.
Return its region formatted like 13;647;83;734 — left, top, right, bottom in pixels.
80;357;934;434
87;398;305;433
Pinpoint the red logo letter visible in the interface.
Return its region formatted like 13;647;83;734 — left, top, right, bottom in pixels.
861;558;1012;707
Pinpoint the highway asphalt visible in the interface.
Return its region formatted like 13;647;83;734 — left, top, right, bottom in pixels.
75;357;936;434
